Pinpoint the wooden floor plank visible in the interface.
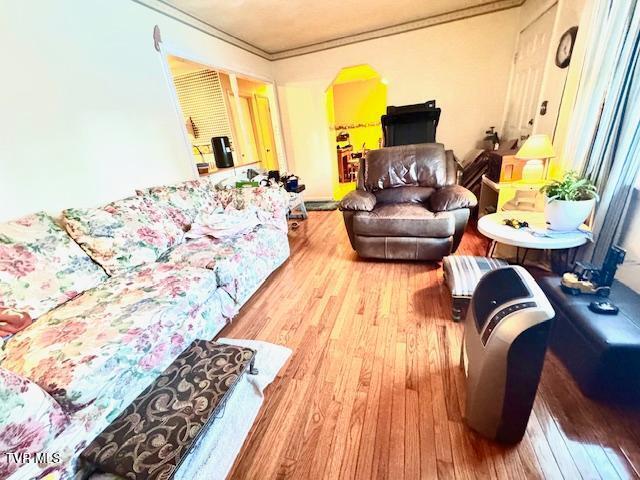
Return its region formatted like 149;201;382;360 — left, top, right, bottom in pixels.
354;316;387;480
416;316;439;480
324;356;364;480
405;387;422;480
389;342;407;479
223;211;640;480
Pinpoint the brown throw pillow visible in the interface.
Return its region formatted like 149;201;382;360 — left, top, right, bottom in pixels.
81;340;256;479
0;307;32;336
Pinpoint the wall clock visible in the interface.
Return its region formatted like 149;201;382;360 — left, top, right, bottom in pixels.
555;26;579;68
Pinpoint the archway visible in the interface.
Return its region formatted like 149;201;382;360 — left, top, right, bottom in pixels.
326;65;387;200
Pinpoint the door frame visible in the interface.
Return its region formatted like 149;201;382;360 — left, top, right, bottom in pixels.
155;39;288;175
255;94;279;170
500;1;559;142
239;93;262;164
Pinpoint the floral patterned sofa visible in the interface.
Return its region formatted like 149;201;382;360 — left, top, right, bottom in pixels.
0;180;290;479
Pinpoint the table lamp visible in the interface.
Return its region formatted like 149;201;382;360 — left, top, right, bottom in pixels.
515;134;555;182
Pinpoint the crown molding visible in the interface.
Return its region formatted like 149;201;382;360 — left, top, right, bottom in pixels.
132;0;525;61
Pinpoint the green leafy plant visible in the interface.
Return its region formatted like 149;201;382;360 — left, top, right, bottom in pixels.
540;171;599;202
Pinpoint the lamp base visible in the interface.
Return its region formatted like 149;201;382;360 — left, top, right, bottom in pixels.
521;159;545;182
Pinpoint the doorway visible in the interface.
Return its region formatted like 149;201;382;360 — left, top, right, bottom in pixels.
165;54;283;175
255;95;279;172
503;5;558;142
228;77;280;171
326;65;387;200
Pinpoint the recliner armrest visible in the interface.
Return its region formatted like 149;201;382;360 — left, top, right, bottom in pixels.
445;149;463;185
339;190;377;212
430;185;477;212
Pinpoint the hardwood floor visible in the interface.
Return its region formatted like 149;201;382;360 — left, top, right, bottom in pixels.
223;211;640;480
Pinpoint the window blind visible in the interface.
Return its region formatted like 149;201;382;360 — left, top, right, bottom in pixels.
172;69;235;148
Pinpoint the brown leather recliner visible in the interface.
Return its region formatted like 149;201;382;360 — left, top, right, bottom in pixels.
339;143;477;260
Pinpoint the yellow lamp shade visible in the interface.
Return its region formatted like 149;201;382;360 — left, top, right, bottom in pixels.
516;134;556;159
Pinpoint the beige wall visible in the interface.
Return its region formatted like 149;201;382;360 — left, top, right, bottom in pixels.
519;0;587;176
549;0;592;173
0;0;273;221
0;1;584;214
274;8;521;200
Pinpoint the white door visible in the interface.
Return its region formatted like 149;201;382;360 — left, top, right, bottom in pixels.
503;5;557;142
238;96;261;164
255;95;279;171
226;91;259;165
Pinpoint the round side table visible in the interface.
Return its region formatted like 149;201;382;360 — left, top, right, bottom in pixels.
478;212;590;267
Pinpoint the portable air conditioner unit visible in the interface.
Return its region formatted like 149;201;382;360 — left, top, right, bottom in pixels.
461;266;555;443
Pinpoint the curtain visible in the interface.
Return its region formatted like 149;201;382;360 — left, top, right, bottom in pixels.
562;0;640;265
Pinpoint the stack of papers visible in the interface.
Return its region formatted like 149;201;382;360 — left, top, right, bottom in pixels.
527;226;593;241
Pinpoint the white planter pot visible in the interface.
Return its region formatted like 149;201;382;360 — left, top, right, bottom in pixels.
544;196;595;231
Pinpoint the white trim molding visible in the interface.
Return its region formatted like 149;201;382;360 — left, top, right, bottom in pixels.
154;34;200;178
153;29;290;174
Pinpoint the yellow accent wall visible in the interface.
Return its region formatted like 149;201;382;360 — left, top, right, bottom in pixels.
333;79;385;151
327;66;386;200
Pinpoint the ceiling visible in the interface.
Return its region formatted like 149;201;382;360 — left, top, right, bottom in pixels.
162;0;522;57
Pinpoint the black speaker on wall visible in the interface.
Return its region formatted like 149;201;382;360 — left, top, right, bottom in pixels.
211;136;234;169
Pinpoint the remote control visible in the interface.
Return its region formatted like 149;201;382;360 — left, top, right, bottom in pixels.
588;301;619;315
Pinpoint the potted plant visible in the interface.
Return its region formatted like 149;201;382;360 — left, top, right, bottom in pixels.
540;171;598;231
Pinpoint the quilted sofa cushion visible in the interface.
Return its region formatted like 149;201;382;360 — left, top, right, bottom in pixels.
140;179;222;231
0;367;68;478
0;263;234;412
63;195;184;276
0;212;108;320
159;225;290;304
